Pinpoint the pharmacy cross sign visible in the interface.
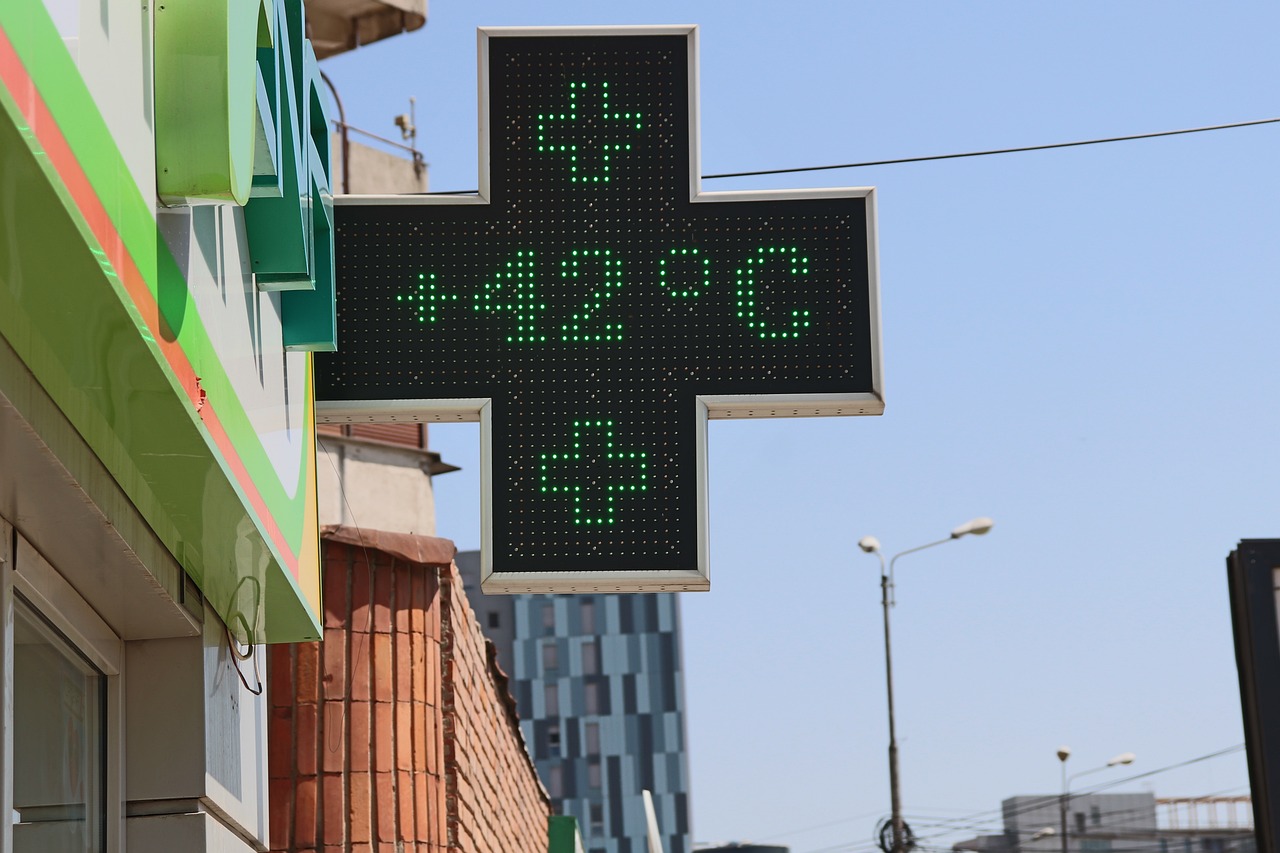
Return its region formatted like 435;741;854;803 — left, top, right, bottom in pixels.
315;26;883;593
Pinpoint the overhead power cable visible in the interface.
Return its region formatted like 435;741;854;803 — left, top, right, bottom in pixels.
702;117;1280;180
793;743;1246;853
422;116;1279;195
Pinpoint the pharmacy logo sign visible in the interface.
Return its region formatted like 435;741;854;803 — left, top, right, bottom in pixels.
316;26;883;592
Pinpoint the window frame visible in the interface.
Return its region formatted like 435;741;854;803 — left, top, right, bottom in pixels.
1;528;124;853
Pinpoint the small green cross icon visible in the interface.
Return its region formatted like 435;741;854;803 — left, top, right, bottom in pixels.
536;81;643;184
539;420;648;525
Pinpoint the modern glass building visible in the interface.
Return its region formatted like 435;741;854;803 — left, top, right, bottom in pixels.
457;553;691;853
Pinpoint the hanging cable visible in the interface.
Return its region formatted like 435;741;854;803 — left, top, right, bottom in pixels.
702;117;1280;179
421;116;1280;195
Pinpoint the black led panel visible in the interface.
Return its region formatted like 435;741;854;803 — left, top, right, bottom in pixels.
316;26;883;592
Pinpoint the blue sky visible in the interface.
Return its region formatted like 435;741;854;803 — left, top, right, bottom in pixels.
321;3;1277;849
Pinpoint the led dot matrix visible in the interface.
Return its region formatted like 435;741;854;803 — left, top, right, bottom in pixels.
318;27;881;587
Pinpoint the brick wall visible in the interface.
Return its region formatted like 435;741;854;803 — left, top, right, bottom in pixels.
269;526;551;853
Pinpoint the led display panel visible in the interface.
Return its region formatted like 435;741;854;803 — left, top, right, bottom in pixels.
316;26;884;592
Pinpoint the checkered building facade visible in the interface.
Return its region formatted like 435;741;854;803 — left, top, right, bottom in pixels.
511;592;690;853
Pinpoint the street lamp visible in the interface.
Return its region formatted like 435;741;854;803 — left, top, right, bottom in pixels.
857;517;995;853
1057;747;1135;853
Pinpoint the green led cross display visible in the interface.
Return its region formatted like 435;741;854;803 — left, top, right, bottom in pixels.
537;81;642;184
540;420;648;526
317;27;882;591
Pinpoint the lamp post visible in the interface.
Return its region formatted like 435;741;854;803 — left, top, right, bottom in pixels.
857;517;995;853
1056;747;1135;853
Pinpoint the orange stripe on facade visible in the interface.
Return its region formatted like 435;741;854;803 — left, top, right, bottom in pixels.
0;26;301;577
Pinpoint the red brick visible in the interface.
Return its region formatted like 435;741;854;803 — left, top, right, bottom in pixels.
373;559;393;633
351;554;371;632
323;555;349;628
270;774;292;850
434;788;447;849
398;769;416;840
410;631;426;705
350;632;372;701
411;570;426;634
270;645;294;709
424;639;438;707
375;771;396;842
396;701;413;772
374;701;394;771
269;705;293;780
395;564;413;633
413;706;428;777
322;702;345;774
373;633;394;702
322;628;346;699
275;539;554;853
395;631;412;698
415;771;431;842
349;771;371;843
321;772;346;846
348;701;371;773
296;642;320;705
296;702;318;777
295;775;318;848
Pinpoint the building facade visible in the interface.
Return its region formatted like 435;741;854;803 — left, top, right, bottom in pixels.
458;554;692;853
954;792;1256;853
268;528;580;853
0;0;335;849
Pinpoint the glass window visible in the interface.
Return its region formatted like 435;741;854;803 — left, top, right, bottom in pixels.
589;802;604;829
585;722;600;755
487;611;501;629
580;599;596;634
13;597;106;852
542;641;558;671
544;682;560;717
581;640;597;675
584;681;600;715
547;764;563;798
541;602;555;634
587;759;602;789
547;724;561;749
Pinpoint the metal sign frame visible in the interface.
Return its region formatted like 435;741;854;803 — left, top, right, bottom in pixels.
318;25;883;593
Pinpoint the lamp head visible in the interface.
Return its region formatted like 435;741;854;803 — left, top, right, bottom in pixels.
1108;752;1136;767
858;536;881;554
1057;746;1071;762
951;517;995;538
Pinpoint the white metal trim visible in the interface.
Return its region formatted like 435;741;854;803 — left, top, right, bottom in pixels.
13;536;123;675
692;186;875;203
482;570;710;595
686;27;701;203
317;398;487;423
478;400;495;588
477;24;697;38
865;187;885;402
701;392;884;419
479;397;711;594
336;194;488;206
